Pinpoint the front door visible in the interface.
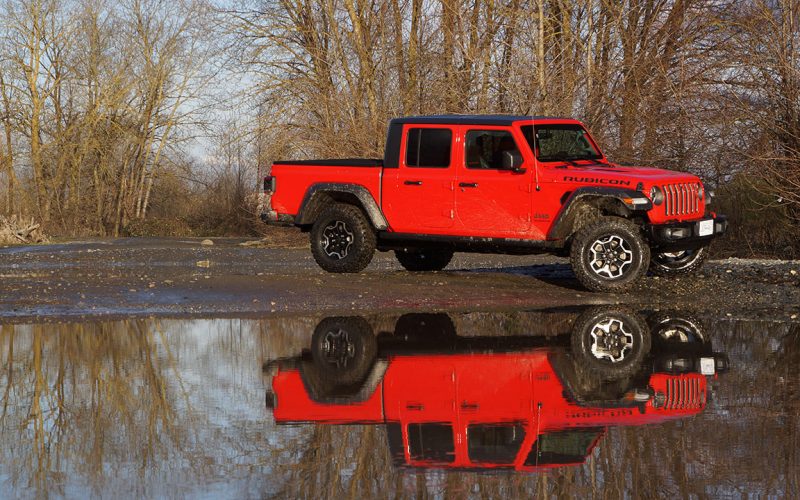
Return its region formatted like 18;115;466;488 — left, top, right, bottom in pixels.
454;126;532;236
456;353;535;467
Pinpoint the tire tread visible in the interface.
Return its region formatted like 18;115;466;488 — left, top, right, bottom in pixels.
569;216;650;292
310;203;376;273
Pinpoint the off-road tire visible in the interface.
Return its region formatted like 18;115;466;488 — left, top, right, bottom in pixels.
395;249;454;271
570;216;650;292
649;246;709;277
310;203;376;273
394;313;457;341
570;307;651;380
648;313;710;354
311;316;377;385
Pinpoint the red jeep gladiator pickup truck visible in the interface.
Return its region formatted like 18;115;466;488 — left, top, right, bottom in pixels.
262;115;727;291
263;309;728;471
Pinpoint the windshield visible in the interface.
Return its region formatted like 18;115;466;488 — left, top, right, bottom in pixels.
524;429;602;466
521;124;602;162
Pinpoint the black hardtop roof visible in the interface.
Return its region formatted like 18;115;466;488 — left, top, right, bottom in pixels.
389;114;573;126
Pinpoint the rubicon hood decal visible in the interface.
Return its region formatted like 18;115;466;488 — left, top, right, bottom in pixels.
563;176;632;186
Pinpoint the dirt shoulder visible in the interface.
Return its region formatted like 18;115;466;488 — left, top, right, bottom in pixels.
0;237;798;323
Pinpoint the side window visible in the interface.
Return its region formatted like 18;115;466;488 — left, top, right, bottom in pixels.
467;423;525;464
405;128;452;168
407;423;455;463
465;130;520;169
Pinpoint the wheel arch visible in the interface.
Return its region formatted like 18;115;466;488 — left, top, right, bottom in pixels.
297;183;388;230
549;187;653;241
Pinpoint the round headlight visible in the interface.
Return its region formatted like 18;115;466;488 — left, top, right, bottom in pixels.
649;186;664;205
697;183;704;199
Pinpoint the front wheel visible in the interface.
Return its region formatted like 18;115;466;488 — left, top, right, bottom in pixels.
649;246;708;277
395;248;453;271
310;204;376;273
570;307;651;380
569;217;650;292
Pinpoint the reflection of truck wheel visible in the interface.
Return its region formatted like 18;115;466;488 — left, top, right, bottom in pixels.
394;313;457;340
311;317;377;385
310;203;376;273
395;249;454;271
571;307;650;380
570;217;650;292
649;246;708;277
648;314;709;352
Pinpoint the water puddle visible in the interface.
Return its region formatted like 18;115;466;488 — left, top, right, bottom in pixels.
0;307;797;497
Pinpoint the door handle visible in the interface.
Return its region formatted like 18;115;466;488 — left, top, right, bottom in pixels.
460;402;479;411
404;180;423;186
406;403;424;411
459;182;478;188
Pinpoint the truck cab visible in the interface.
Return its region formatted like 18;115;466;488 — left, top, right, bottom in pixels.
263;115;727;291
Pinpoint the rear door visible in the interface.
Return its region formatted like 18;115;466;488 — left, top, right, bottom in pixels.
382;125;456;232
383;356;458;466
454;126;532;236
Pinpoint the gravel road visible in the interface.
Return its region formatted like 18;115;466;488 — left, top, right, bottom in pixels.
0;237;798;322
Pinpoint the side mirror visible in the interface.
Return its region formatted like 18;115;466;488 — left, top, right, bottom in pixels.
502;151;526;173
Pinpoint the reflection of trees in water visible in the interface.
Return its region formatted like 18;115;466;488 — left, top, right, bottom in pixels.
0;316;797;497
0;316;327;497
0;321;187;497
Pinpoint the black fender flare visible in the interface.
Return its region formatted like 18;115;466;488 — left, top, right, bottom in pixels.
296;183;388;230
548;187;653;240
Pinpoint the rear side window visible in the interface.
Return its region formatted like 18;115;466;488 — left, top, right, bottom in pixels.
465;130;520;169
408;423;455;463
405;128;452;168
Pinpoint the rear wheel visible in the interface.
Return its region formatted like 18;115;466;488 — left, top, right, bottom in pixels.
311;316;377;385
394;313;457;341
569;217;650;292
310;204;376;273
395;248;454;271
649;246;708;277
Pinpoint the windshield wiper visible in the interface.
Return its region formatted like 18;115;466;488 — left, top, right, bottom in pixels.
539;156;600;167
565;157;606;167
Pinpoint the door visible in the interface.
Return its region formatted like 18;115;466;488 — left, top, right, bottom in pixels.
382;125;456;233
455;353;535;466
454;126;532;236
383;356;458;466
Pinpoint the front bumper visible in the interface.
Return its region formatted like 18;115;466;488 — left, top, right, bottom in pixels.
653;352;730;375
646;215;727;250
261;210;296;227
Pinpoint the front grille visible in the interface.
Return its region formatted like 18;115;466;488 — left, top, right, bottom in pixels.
664;376;705;410
663;183;702;217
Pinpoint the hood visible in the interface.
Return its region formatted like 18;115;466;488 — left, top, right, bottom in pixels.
556;163;700;186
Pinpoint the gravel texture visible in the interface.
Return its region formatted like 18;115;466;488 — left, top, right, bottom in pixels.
0;237;797;322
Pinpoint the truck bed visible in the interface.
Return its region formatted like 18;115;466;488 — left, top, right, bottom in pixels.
272;158;383;167
269;160;383;217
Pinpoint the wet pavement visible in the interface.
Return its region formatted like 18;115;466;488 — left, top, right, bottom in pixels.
1;307;798;498
1;238;799;322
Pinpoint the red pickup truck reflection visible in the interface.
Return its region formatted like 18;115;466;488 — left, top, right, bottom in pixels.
265;308;727;471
